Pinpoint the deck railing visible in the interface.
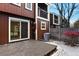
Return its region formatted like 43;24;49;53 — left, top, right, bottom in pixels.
38;7;48;19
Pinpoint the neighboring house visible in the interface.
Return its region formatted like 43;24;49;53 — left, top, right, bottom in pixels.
0;3;49;44
50;13;68;28
50;13;60;28
74;20;79;28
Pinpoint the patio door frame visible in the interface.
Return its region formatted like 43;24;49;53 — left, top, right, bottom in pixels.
9;17;30;42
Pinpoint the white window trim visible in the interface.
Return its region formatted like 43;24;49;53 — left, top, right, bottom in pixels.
12;3;21;6
25;3;32;11
36;3;49;21
53;14;60;25
9;17;30;42
41;21;46;30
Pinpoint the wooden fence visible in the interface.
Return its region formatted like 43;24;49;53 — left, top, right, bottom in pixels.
50;28;79;41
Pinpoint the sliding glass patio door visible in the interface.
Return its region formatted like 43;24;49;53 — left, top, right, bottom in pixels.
9;17;30;42
11;21;20;40
21;21;28;38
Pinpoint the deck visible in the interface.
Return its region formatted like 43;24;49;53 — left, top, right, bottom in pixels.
0;40;57;56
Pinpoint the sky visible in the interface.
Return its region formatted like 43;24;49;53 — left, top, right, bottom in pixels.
49;3;79;27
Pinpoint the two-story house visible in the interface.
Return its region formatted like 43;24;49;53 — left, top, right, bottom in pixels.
0;3;49;44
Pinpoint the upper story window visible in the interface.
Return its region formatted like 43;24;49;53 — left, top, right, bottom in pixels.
38;3;48;19
25;3;32;11
12;3;21;6
53;14;60;25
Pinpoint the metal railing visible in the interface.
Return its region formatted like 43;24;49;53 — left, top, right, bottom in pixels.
38;7;48;19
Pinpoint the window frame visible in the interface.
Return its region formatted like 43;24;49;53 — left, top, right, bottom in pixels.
25;3;32;11
9;17;30;42
53;14;60;25
41;21;46;30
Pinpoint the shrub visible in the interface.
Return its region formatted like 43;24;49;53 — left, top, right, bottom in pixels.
64;31;79;46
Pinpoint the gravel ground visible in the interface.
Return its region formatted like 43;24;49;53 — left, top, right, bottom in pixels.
45;40;79;56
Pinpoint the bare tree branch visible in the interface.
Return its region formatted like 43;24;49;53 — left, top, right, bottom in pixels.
52;3;79;27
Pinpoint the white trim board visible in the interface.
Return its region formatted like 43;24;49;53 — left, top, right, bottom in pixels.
37;16;49;21
35;3;38;40
12;3;21;6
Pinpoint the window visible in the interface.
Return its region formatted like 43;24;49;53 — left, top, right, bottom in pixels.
9;17;30;42
12;3;21;6
53;14;60;25
25;3;32;11
41;21;46;30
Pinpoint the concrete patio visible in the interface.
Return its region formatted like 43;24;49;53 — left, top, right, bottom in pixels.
0;40;57;56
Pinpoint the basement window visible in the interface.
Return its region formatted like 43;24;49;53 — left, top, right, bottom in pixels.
41;21;46;30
